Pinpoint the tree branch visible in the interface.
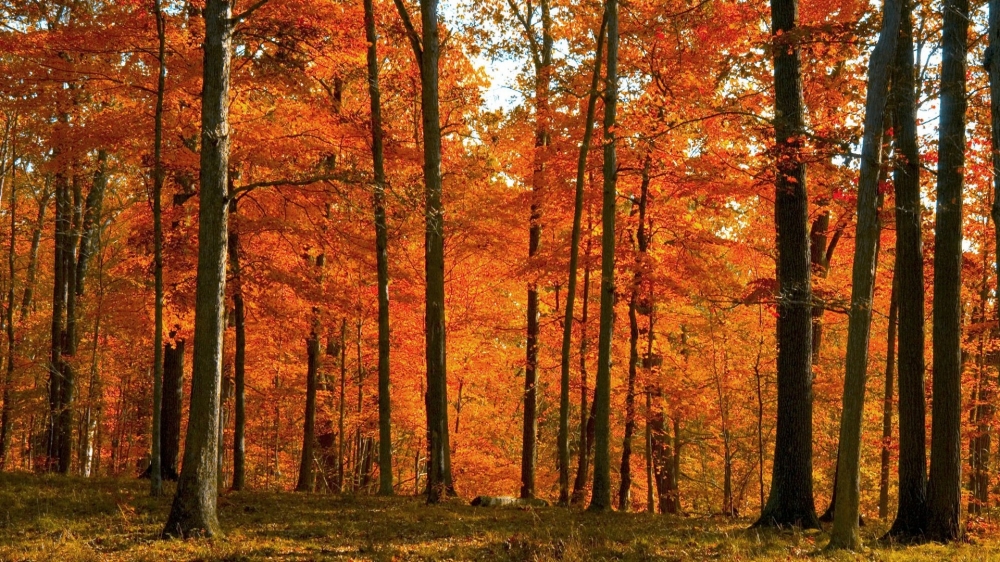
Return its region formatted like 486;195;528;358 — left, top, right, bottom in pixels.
231;0;271;25
392;0;423;66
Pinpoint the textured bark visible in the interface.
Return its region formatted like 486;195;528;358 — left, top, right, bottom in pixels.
754;0;818;529
588;0;618;511
986;0;1000;524
162;0;232;538
559;13;605;506
885;0;927;540
161;339;184;481
363;0;393;497
827;0;900;549
296;331;320;492
926;0;968;542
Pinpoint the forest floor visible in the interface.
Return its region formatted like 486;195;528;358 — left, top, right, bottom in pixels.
0;474;998;561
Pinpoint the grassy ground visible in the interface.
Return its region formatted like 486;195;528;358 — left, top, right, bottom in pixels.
0;474;998;560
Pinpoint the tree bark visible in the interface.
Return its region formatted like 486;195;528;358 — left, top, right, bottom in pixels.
826;0;900;548
0;135;16;469
161;338;184;481
588;0;618;510
570;244;593;505
297;329;320;492
20;185;50;322
150;0;168;497
162;0;232;538
363;0;394;498
884;0;927;541
754;0;818;529
926;0;968;542
228;200;246;491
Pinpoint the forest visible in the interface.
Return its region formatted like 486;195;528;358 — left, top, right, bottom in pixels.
0;0;999;558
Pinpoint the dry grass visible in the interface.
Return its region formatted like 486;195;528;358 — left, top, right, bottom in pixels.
0;474;998;560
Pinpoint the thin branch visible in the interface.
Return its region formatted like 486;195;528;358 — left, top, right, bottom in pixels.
231;0;271;25
392;0;423;66
233;171;368;198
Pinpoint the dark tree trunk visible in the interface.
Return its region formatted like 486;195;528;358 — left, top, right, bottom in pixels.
0;138;16;469
618;155;650;511
47;169;70;473
926;0;968;542
588;0;618;513
885;0;928;541
570;252;593;505
297;330;320;492
754;0;818;529
162;0;232;538
20;186;50;322
161;339;184;481
559;11;605;507
227;200;246;491
150;0;168;497
363;0;393;498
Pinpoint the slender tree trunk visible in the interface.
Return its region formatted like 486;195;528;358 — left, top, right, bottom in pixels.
0;137;15;468
228;201;246;491
926;0;968;542
754;0;818;529
827;0;900;548
48;169;70;472
363;0;394;497
559;10;606;508
150;0;168;497
618;155;650;511
570;245;593;505
163;0;232;537
337;319;347;492
20;185;50;322
588;0;618;511
297;330;320;492
885;0;928;540
879;276;898;519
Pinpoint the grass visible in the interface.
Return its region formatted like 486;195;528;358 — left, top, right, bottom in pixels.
0;474;998;560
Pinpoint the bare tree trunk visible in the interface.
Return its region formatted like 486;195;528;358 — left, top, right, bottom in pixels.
161;339;184;480
588;0;619;512
163;0;232;538
20;184;50;322
228;200;246;491
363;0;393;497
570;243;593;505
879;275;898;519
926;0;969;542
337;319;347;492
297;329;320;492
150;0;168;497
754;0;818;530
0;133;16;468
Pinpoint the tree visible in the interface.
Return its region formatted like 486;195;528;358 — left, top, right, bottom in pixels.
827;0;901;548
588;0;618;512
926;0;969;542
754;0;819;529
162;0;236;538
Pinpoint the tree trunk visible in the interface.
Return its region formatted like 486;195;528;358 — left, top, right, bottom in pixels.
754;0;818;529
885;0;927;540
879;276;898;519
20;185;50;322
559;10;606;508
827;0;900;548
926;0;968;542
150;0;168;497
588;0;619;513
363;0;393;498
228;200;246;491
297;330;320;492
162;0;232;538
618;155;650;511
0;137;16;469
570;249;593;505
161;339;184;480
337;319;347;492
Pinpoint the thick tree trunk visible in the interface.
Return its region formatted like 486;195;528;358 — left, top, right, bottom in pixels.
827;0;900;549
162;0;232;538
754;0;818;529
161;339;184;480
926;0;968;542
588;0;618;513
885;0;928;541
150;0;168;497
297;331;320;492
363;0;393;498
559;11;605;508
879;277;898;519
